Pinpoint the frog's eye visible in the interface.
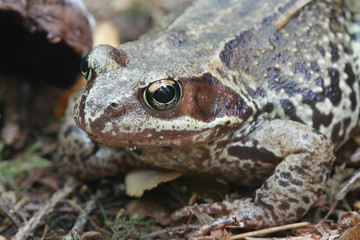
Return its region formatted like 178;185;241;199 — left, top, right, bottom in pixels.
143;79;182;110
80;53;92;81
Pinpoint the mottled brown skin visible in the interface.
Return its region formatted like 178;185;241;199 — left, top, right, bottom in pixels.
59;0;360;237
58;95;150;179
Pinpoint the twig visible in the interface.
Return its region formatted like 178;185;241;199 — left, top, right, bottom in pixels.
322;200;338;222
74;189;106;230
139;224;200;239
62;187;110;240
275;0;313;29
240;236;314;240
11;177;78;240
230;222;310;240
0;179;21;227
62;229;81;240
172;209;194;234
0;205;21;227
81;231;102;239
89;219;112;236
335;169;360;201
40;224;49;240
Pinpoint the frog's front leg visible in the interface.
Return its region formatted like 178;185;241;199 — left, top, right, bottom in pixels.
173;119;336;236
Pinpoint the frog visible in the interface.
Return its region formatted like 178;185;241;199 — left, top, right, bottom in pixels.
58;0;360;237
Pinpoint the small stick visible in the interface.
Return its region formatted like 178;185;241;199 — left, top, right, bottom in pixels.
335;169;360;201
275;0;313;29
139;224;200;239
11;178;78;240
230;222;310;240
40;224;49;240
322;200;338;222
0;205;21;227
239;236;314;240
62;187;110;240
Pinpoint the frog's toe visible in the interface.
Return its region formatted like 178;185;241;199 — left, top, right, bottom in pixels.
172;199;246;220
188;214;244;237
172;198;268;236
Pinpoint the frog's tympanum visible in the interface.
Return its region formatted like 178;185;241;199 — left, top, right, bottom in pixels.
59;0;360;236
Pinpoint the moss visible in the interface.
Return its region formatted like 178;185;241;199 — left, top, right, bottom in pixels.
112;217;153;239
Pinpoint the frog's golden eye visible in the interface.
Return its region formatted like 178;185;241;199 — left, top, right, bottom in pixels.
143;79;182;110
80;53;92;81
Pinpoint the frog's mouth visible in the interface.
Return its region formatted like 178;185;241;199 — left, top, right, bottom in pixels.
75;104;239;147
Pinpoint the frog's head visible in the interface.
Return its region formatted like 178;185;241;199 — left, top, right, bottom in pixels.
74;44;253;147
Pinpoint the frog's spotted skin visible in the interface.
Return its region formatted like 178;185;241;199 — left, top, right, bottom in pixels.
348;0;360;76
60;0;360;236
58;95;150;179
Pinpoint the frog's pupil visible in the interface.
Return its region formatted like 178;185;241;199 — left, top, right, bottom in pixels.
143;80;182;110
153;85;175;104
80;54;89;76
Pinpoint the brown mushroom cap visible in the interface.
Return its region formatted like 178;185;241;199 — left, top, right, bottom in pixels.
0;0;93;87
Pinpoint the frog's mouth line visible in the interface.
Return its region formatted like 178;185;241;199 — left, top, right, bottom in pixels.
75;107;243;147
83;126;231;147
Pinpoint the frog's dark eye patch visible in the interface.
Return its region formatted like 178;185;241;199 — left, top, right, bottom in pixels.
80;53;92;81
143;79;182;110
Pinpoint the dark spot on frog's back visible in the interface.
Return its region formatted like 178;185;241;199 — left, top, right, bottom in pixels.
280;99;304;123
227;146;282;165
278;180;289;187
316;45;326;56
310;61;320;72
326;68;341;106
220;30;253;69
108;48;128;67
216;67;229;80
344;63;357;111
293;62;311;80
296;207;306;218
246;86;266;98
329;42;339;62
331;117;352;145
267;67;281;82
331;121;341;143
278;201;290;211
302;196;310;204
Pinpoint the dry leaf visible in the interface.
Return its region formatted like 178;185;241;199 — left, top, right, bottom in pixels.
125;199;170;225
338;211;360;229
125;169;182;197
340;225;360;240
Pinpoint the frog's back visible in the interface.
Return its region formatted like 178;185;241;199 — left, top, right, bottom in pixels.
238;1;359;146
179;0;360;147
149;0;360;146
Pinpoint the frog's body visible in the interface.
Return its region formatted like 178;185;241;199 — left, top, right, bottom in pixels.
59;0;360;236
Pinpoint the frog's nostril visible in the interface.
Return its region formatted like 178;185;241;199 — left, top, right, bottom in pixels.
105;102;127;118
110;102;120;109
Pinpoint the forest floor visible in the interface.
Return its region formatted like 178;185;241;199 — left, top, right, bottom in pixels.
1;0;360;239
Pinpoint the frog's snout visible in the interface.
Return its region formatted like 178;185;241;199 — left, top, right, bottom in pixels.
103;101;129;119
